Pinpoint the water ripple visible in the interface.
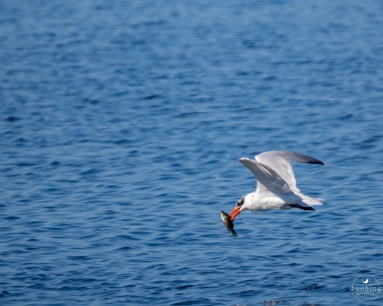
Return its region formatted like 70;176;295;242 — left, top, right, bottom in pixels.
1;0;383;305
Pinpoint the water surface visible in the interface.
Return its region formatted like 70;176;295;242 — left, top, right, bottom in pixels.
1;1;383;305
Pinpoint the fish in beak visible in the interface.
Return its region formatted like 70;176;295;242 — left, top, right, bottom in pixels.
220;211;237;237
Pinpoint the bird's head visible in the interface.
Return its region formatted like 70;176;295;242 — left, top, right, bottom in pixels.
229;196;245;221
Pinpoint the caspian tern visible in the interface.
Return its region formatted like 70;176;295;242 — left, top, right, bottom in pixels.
229;151;324;221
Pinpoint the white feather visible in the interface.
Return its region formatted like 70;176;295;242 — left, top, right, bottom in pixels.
238;151;324;211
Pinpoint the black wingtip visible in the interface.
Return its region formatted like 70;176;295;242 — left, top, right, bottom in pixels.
308;160;324;165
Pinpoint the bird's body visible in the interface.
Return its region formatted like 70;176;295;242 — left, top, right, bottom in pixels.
241;192;290;211
229;151;324;220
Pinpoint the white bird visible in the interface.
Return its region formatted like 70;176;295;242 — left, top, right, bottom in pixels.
229;151;324;220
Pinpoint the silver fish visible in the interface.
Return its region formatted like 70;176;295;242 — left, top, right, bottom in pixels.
220;210;237;237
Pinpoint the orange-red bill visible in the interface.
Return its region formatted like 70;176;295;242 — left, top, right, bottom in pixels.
229;206;241;221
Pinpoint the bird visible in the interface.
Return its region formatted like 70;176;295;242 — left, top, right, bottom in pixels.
229;151;324;221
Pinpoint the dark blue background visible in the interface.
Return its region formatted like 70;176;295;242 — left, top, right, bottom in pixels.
1;1;382;305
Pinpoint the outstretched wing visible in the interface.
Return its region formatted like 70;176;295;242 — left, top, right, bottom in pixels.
239;158;293;197
255;151;324;193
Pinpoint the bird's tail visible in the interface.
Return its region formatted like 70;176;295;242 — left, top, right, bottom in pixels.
298;194;323;207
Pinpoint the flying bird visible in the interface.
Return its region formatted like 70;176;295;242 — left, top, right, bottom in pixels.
229;151;324;221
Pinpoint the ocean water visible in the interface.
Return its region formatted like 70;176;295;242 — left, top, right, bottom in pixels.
1;1;383;305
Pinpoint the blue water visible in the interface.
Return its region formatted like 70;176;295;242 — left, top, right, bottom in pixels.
1;1;383;305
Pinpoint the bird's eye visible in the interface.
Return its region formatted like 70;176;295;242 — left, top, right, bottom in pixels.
236;197;244;207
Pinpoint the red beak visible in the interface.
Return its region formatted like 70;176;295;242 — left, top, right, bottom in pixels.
229;206;241;221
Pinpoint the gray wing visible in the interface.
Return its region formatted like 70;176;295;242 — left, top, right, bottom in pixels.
255;151;324;193
239;158;293;197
